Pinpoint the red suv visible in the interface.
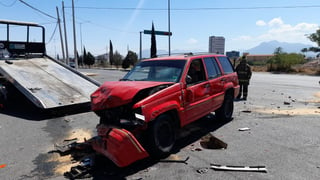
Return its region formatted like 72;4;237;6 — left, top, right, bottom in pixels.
91;53;239;159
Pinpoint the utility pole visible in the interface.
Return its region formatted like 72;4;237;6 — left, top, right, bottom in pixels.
56;6;65;61
72;0;78;69
62;1;69;65
139;31;142;60
168;0;171;56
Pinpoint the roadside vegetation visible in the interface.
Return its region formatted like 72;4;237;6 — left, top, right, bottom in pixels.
251;28;320;75
73;27;320;75
266;47;306;72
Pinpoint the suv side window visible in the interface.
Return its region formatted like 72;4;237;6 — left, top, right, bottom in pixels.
204;57;221;79
217;56;234;74
187;59;206;84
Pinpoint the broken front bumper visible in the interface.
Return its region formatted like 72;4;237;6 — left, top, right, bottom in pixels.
91;125;149;167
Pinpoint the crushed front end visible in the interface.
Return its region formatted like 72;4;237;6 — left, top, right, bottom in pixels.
88;81;172;167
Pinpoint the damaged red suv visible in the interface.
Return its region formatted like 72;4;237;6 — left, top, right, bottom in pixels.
90;54;239;166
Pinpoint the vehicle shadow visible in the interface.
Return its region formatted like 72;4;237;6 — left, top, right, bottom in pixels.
0;96;92;121
85;113;230;180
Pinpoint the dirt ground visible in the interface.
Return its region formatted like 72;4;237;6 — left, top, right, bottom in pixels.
51;129;93;176
251;60;320;75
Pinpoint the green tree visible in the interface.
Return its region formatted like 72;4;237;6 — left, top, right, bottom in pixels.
308;29;320;47
84;51;95;68
150;22;157;58
109;40;114;66
76;51;81;67
305;29;320;73
274;47;283;55
267;47;305;72
113;51;123;69
305;29;320;56
122;50;138;69
301;48;308;58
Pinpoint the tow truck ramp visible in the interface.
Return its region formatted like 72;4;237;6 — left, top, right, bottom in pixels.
0;20;99;109
0;56;99;109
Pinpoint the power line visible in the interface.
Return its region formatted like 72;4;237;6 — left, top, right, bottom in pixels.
18;0;56;20
66;5;320;11
46;21;58;44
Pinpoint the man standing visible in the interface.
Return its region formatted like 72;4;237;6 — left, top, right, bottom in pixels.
236;56;252;100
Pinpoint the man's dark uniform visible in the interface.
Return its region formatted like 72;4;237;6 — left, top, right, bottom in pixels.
236;57;252;100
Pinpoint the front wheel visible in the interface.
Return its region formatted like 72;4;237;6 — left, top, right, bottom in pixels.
147;114;176;158
215;93;234;121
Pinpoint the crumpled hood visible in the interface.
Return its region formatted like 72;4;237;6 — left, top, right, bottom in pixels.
91;81;172;111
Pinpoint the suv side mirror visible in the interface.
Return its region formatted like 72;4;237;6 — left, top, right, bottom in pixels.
186;75;192;84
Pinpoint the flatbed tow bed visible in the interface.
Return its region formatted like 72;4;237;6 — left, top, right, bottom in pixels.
0;20;99;109
0;56;99;108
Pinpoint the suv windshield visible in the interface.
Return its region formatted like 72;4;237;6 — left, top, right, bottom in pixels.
122;60;186;82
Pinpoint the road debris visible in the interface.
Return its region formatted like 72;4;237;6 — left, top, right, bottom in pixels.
160;156;189;165
210;164;267;173
5;60;13;64
54;140;79;154
238;127;251;131
197;167;209;174
283;101;291;105
200;134;227;149
241;110;252;113
64;157;94;179
191;147;203;151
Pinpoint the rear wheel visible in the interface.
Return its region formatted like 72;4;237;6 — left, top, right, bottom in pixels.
215;92;234;121
147;114;176;158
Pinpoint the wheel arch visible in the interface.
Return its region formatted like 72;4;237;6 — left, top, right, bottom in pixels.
149;108;180;129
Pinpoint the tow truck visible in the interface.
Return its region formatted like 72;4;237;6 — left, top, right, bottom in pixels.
0;20;99;109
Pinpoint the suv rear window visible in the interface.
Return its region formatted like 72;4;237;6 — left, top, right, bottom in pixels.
216;56;234;74
204;57;221;79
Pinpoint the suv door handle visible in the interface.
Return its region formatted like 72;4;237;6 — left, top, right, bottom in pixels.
220;78;226;82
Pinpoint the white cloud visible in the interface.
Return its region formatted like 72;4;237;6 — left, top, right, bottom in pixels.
229;18;319;51
256;20;266;26
186;38;198;45
268;17;284;27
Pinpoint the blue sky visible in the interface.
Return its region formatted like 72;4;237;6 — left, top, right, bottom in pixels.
1;0;319;58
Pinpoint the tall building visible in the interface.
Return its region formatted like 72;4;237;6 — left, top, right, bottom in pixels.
209;36;225;54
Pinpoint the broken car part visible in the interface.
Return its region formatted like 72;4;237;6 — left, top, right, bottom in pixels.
238;127;251;131
197;168;209;174
64;157;94;179
200;134;227;149
159;156;189;164
210;164;267;173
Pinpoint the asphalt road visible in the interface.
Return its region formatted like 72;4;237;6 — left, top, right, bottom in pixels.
0;69;319;180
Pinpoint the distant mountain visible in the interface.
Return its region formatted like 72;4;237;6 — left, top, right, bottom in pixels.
139;40;316;58
245;40;314;55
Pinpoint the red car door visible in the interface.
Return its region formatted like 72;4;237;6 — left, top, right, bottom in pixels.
203;57;225;110
184;59;212;124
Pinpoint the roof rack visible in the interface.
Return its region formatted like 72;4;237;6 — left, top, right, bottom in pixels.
156;52;219;58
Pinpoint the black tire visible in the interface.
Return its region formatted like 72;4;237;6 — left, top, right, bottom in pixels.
215;92;234;121
147;114;176;157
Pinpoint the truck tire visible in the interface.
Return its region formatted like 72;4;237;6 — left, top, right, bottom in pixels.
215;92;234;121
147;114;176;158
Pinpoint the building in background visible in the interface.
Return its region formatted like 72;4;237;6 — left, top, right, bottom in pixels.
209;36;225;54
